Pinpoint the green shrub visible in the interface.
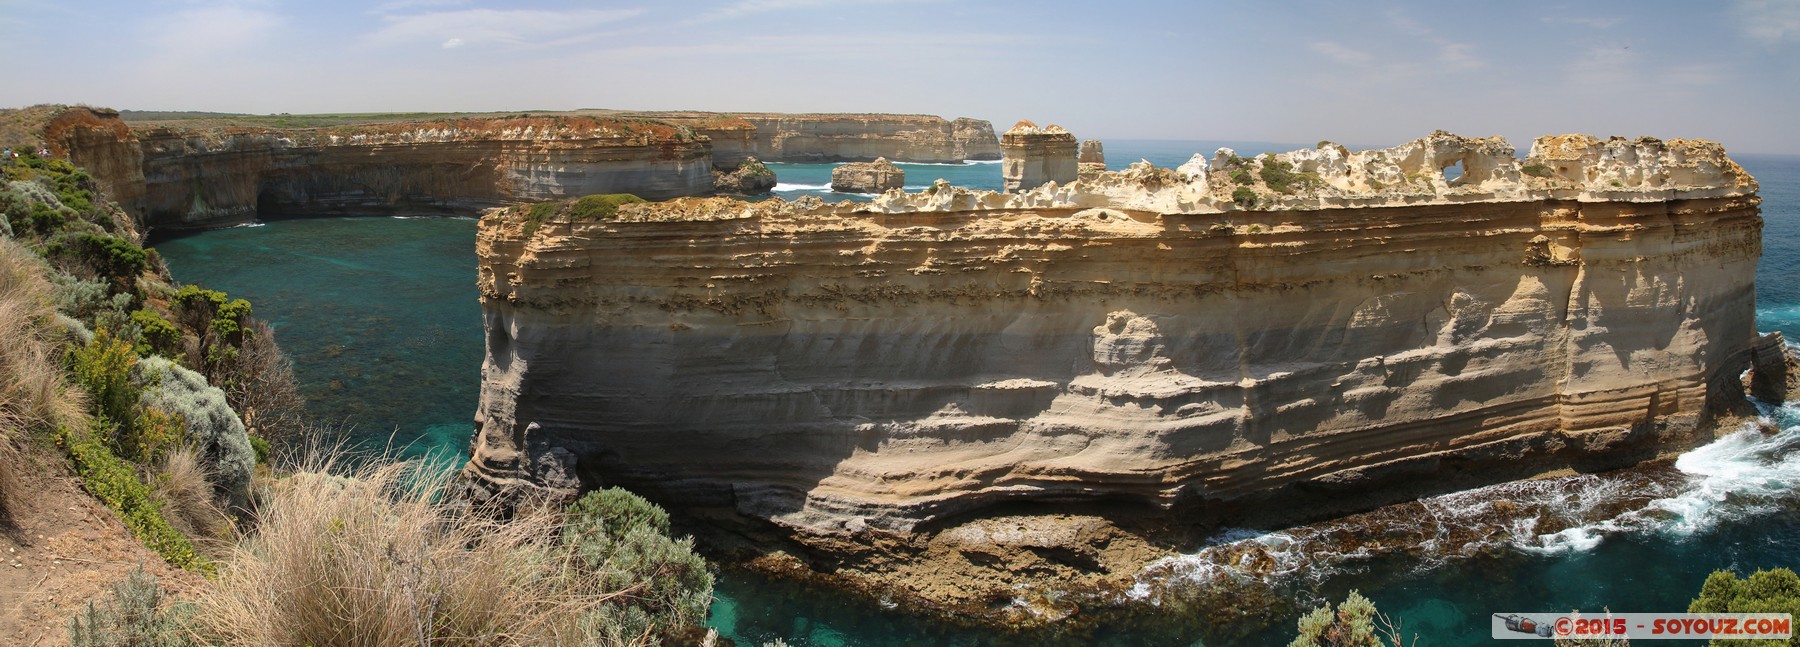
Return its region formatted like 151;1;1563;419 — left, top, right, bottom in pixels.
47;232;147;281
1289;590;1408;647
135;355;254;510
69;328;139;425
67;567;196;647
1258;155;1324;195
1689;568;1800;646
1232;187;1259;209
125;405;188;466
58;421;207;571
1520;163;1552;178
131;309;179;357
247;434;270;465
564;488;714;641
568;194;642;220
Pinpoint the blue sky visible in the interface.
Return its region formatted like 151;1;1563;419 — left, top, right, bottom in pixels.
2;1;1797;153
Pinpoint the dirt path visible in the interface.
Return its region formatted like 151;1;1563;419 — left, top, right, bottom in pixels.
0;444;206;647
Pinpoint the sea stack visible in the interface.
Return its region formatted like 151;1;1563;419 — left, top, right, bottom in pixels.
1000;120;1078;193
830;157;905;193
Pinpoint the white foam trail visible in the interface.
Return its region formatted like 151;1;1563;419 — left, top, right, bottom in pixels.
1127;403;1800;603
227;222;267;228
772;183;831;191
895;160;1001;167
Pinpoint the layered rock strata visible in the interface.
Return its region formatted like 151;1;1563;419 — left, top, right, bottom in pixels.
465;131;1766;614
733;113;1001;163
37;108;1001;228
1001;121;1079;192
829;157;904;193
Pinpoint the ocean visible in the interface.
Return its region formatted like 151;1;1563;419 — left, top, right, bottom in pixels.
152;142;1800;646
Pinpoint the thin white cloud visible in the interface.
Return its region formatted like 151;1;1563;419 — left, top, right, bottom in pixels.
365;8;643;49
694;0;906;23
442;37;464;49
1310;41;1372;65
1541;15;1621;29
145;3;282;60
1734;0;1800;44
1384;8;1484;70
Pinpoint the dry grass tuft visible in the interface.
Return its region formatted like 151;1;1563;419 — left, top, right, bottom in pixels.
149;446;228;545
0;237;88;520
191;458;640;646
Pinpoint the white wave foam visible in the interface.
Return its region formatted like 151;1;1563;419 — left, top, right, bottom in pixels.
896;160;1000;167
1127;404;1800;604
772;183;831;191
227;222;267;228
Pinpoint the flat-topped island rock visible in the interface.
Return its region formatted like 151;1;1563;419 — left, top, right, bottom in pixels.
829;157;905;193
463;130;1771;622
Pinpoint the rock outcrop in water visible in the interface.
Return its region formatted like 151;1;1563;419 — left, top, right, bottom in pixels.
1001;121;1078;193
31;107;1001;228
463;130;1768;619
829;157;904;193
712;157;777;195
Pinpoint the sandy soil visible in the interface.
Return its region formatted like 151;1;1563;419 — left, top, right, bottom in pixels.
0;443;205;647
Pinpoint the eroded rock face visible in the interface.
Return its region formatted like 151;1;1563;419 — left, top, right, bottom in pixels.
712;157;777;194
1001;121;1079;193
465;131;1766;613
830;157;904;193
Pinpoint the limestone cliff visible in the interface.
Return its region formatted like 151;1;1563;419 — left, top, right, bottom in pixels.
464;131;1766;614
732;113;998;163
39;108;1001;228
51;113;715;228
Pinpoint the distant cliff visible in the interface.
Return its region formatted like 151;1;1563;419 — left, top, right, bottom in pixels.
622;112;1001;163
463;131;1773;616
34;107;1002;228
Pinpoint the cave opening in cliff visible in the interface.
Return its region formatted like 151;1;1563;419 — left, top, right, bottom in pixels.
1442;158;1465;183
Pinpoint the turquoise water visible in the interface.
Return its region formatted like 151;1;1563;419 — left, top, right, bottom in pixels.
151;146;1800;646
763;139;1304;202
151;216;483;463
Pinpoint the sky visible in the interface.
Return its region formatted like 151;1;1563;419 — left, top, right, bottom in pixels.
2;1;1798;154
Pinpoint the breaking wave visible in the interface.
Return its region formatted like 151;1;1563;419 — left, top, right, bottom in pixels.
772;182;832;191
1128;401;1800;604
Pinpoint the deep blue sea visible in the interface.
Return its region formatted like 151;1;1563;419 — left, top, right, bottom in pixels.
153;143;1800;646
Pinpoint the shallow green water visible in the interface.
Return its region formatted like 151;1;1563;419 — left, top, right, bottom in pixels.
151;146;1800;647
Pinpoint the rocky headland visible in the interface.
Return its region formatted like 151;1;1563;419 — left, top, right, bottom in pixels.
461;130;1774;622
23;107;1002;229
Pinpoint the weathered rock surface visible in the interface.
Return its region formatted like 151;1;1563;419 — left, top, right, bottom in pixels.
1077;139;1107;179
464;130;1766;616
1002;121;1079;193
1078;139;1105;164
829;157;904;193
712;157;777;194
